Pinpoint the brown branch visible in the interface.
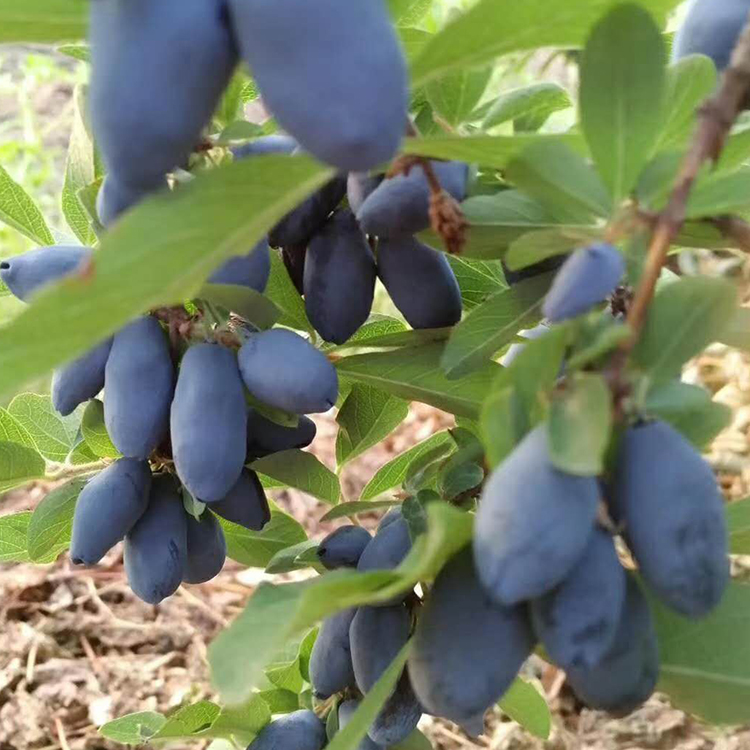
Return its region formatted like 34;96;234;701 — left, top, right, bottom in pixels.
608;13;750;391
624;15;750;344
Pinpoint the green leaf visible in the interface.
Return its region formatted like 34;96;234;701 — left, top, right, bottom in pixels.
81;399;121;459
422;189;562;261
0;164;54;246
425;66;492;127
0;407;36;449
727;498;750;554
336;385;409;467
548;373;612;475
152;702;221;740
265;540;320;575
210;503;473;705
337;343;501;418
657;55;717;150
498;678;551;740
505;141;612;224
579;3;667;203
265;250;313;333
480;387;528;469
720;306;750;351
27;478;86;563
258;688;300;714
388;0;432;25
332;327;450;351
326;644;410;750
653;582;750;724
361;432;454;501
439;462;484;500
218;501;308;569
446;256;507;311
209;696;271;742
632;277;737;381
685;168;750;218
0;155;332;401
0;511;31;563
0;441;46;493
403;133;583;172
56;43;90;63
99;712;167;744
321;500;401;522
62;85;98;246
441;272;554;379
411;0;678;86
504;226;601;272
328;315;408;350
265;660;304;694
483;83;572;132
0;0;87;43
644;380;731;449
251;450;340;505
199;283;281;330
8;393;82;462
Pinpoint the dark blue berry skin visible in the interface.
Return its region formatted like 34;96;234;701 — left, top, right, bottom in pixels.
104;316;175;459
232;135;298;159
378;507;402;531
317;526;372;570
97;175;160;226
304;209;376;344
409;547;535;728
209;470;271;531
309;607;357;698
347;172;383;214
672;0;749;71
245;710;327;750
530;527;626;670
0;246;91;302
210;239;271;293
171;344;248;503
70;458;151;566
52;338;113;416
124;474;187;605
357;516;412;575
610;420;729;618
368;672;422;746
184;511;227;584
89;0;236;192
357;161;468;237
228;0;408;171
377;236;462;329
238;329;338;414
246;411;317;459
541;243;625;322
474;426;600;606
269;176;347;248
337;700;382;750
566;576;660;716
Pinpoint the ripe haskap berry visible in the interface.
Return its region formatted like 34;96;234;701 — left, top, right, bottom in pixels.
357;161;468;237
104;316;175;459
309;607;357;698
672;0;749;71
89;0;236;193
304;209;376;344
0;246;91;302
566;576;660;715
409;547;534;728
377;236;462;329
209;470;271;531
171;343;248;502
70;459;151;566
246;411;317;459
124;474;187;605
474;426;600;605
610;420;729;617
530;526;626;670
238;329;338;414
184;511;227;584
209;239;271;293
542;243;625;322
228;0;408;171
52;339;113;416
246;710;327;750
317;525;372;570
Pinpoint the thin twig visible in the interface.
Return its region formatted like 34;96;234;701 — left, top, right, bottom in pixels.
609;13;750;394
